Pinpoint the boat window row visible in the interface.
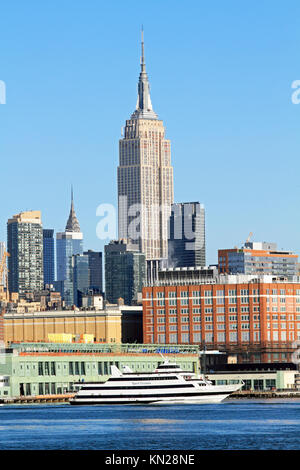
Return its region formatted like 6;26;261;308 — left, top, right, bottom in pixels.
107;376;179;381
82;384;196;390
78;391;223;399
156;364;181;369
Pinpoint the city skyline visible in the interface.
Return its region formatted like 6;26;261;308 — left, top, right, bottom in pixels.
1;1;300;265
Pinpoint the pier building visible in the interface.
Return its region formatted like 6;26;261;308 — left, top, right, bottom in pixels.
0;342;199;399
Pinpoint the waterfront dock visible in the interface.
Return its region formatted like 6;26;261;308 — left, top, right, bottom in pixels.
230;390;300;399
0;393;75;404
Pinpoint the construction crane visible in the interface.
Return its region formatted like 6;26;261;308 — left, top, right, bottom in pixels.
244;232;253;246
0;251;10;301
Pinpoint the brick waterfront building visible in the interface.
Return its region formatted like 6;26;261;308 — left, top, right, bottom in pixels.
142;270;300;363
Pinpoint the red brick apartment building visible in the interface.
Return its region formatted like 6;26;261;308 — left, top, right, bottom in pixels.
142;271;300;363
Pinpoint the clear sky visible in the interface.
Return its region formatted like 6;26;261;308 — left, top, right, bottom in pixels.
0;0;300;265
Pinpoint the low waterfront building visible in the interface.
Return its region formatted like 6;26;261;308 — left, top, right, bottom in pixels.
3;304;143;345
0;342;199;399
207;362;298;391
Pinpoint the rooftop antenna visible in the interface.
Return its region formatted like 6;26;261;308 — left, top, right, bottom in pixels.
159;352;168;363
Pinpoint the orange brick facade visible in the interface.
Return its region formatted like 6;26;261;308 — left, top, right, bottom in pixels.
142;282;300;363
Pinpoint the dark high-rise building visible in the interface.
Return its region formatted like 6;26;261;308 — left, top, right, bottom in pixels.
7;211;43;296
43;229;55;286
72;250;103;306
73;254;89;306
168;202;206;268
105;239;146;306
83;250;103;293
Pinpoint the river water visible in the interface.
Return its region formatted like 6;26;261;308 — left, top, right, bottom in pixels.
0;399;299;450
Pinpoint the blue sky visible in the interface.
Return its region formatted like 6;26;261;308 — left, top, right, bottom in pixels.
0;0;300;264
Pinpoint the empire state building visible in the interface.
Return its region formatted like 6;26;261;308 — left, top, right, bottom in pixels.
118;31;174;263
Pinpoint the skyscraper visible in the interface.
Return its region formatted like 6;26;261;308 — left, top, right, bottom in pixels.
0;242;6;286
56;190;83;306
72;250;103;306
43;229;55;286
105;239;146;306
118;31;174;263
7;211;43;296
83;250;103;293
168;202;206;268
72;254;89;307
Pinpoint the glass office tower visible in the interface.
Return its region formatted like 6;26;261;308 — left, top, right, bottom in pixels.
43;229;55;286
56;191;83;306
105;239;146;305
83;250;103;293
73;254;89;306
168;202;206;268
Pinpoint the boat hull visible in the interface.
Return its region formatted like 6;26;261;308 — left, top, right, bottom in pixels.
69;389;238;405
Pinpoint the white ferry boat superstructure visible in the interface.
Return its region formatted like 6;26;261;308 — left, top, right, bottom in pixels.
69;360;243;405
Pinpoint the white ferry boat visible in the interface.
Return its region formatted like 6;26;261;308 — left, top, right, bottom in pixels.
69;360;243;405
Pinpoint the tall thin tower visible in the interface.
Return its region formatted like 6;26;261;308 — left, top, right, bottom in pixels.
56;188;83;306
118;30;174;262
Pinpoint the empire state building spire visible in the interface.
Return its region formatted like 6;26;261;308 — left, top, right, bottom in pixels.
131;29;158;120
65;186;81;233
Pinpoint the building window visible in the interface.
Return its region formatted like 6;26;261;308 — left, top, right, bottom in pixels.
217;333;225;342
38;362;43;376
241;332;250;342
51;362;56;376
205;316;213;322
169;333;178;343
204;308;213;314
229;332;238;342
205;333;213;343
169;317;177;323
